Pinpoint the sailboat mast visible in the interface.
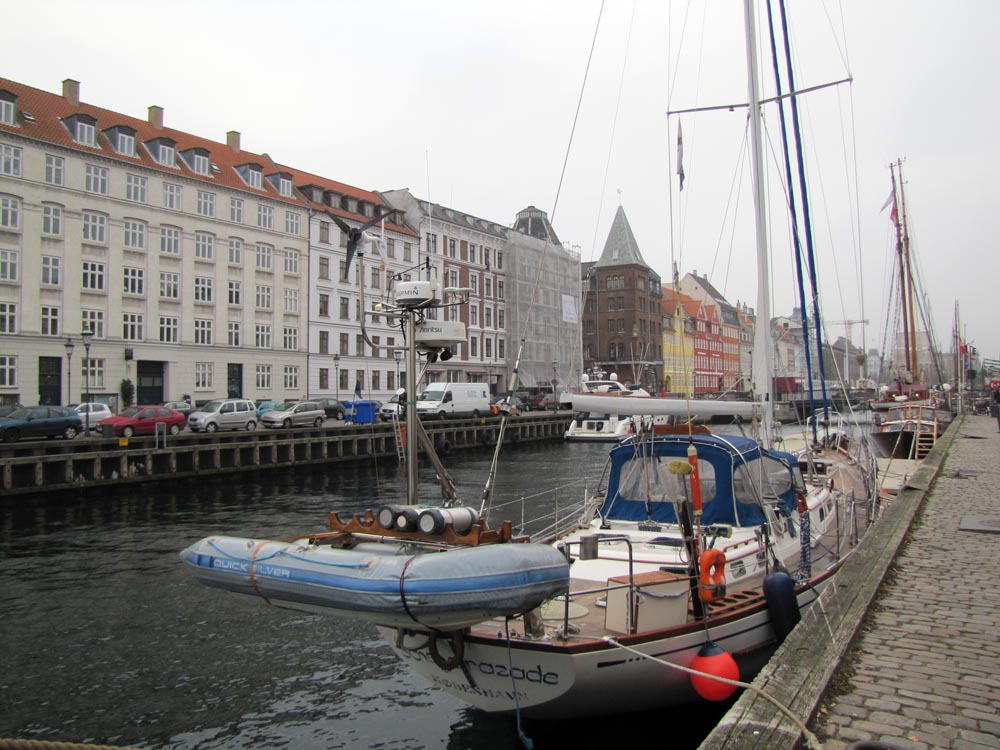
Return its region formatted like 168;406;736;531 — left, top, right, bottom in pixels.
890;162;912;384
897;164;919;378
745;0;776;434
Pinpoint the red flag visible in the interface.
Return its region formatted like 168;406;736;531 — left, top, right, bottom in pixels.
880;187;897;227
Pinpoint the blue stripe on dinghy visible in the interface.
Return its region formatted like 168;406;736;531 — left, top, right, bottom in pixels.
187;553;565;595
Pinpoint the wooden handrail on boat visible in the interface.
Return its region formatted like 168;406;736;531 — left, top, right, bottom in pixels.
326;509;526;546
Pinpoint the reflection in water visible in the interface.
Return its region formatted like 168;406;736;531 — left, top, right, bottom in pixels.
0;442;727;749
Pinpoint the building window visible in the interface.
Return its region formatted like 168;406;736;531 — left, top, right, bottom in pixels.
82;211;106;243
319;294;329;317
194;276;213;303
41;255;60;285
74;121;97;147
319;368;329;390
255;243;273;270
386;238;396;258
116;132;136;157
319;221;330;244
227;321;241;347
85;164;108;195
243;167;263;190
0;97;14;127
82;261;105;291
0;302;15;334
0;355;15;387
283;249;299;274
228;238;243;264
230;198;243;223
197;190;216;217
339;297;349;319
159;272;179;300
279;177;293;197
195;362;213;389
41;306;59;336
122;313;143;341
255;284;272;309
0;144;22;176
228;280;241;305
470;337;478;357
194;319;212;345
123;267;144;295
319;330;329;355
283;365;299;389
404;242;412;262
159;316;179;343
0;196;19;230
81;309;104;338
318;255;330;280
255;364;272;389
284;288;298;313
283;327;298;351
83;358;105;390
370;267;381;289
124;219;145;250
285;211;300;235
160;226;180;255
255;324;271;348
193;153;210;176
257;205;274;229
42;204;62;235
497;280;504;300
45;155;64;185
195;232;215;260
163;182;181;210
158;143;176;167
339;333;348;355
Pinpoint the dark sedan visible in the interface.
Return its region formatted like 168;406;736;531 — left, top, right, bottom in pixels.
316;398;347;420
0;406;83;442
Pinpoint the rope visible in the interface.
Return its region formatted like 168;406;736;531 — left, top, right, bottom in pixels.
601;638;823;750
0;740;141;750
504;619;535;750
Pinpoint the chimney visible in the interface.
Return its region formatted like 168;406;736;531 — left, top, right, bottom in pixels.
148;105;163;130
62;79;80;107
227;130;241;152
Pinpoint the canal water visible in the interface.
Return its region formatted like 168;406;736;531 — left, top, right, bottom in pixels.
0;441;733;749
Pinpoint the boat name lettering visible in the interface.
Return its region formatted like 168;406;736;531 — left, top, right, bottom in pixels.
402;648;559;685
212;559;291;579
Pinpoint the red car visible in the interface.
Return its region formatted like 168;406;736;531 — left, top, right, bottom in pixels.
98;405;187;437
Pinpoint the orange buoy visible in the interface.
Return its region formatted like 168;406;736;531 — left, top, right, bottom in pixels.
690;641;739;701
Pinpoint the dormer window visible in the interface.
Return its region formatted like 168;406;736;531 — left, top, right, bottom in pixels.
181;147;212;176
145;138;177;167
236;163;263;189
104;126;137;157
64;114;98;147
0;91;16;127
265;172;294;197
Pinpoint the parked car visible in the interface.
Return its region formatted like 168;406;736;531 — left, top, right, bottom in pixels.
316;398;347;420
261;401;326;429
492;394;524;416
0;403;22;419
526;392;560;411
74;402;114;429
98;406;187;437
255;399;281;418
0;406;83;442
162;400;194;418
187;399;258;433
379;393;404;421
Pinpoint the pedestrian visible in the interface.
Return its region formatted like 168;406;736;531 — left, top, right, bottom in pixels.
992;386;1000;432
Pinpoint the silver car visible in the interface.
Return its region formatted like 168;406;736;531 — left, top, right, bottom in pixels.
187;399;258;432
261;401;326;429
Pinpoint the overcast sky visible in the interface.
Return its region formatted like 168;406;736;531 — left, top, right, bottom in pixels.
7;1;998;374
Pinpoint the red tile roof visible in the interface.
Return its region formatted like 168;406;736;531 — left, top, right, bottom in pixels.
0;76;414;235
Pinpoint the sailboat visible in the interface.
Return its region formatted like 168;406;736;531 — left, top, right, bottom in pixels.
180;0;876;721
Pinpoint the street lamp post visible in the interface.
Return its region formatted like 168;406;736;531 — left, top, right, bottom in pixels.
81;328;93;432
394;349;402;389
63;337;74;405
334;353;341;402
551;359;558;398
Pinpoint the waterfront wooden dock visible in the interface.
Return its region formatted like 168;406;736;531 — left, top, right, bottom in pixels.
699;414;1000;750
0;413;571;497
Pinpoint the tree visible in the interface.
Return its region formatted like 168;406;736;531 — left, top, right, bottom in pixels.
120;378;135;409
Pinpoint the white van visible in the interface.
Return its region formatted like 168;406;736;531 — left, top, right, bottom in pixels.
416;382;490;420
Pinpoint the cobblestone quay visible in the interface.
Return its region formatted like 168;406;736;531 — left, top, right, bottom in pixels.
812;415;1000;750
699;415;1000;750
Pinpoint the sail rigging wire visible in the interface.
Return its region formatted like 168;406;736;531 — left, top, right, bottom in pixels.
481;2;608;522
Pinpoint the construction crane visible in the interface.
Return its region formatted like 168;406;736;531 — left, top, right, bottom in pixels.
824;320;870;385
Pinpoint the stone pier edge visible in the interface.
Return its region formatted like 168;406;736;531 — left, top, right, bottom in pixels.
697;416;961;750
